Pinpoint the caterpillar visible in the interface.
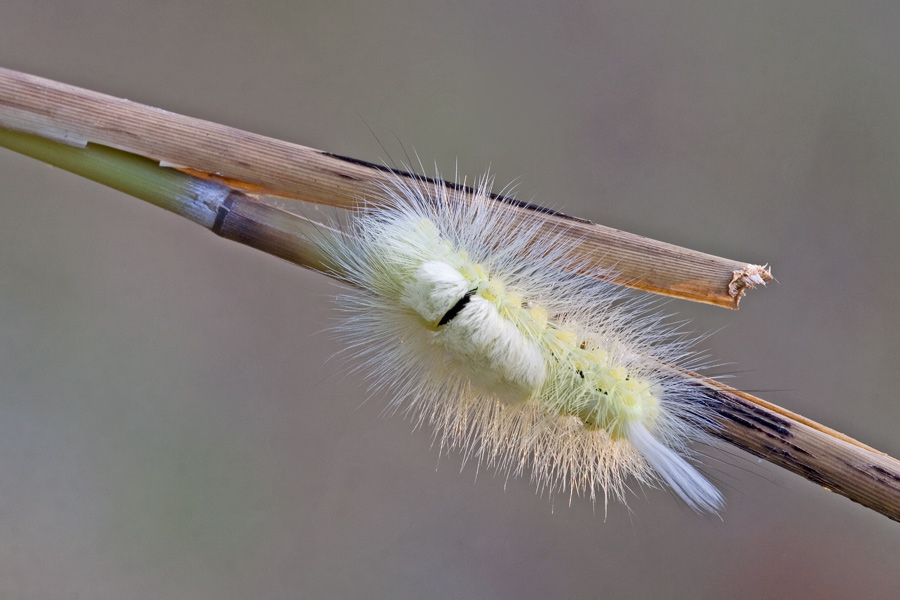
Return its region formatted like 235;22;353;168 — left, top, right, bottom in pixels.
318;172;723;513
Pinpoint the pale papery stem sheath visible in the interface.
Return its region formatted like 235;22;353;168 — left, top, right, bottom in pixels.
1;126;898;522
0;67;770;309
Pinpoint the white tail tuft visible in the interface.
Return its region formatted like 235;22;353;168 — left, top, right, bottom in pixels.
626;421;724;513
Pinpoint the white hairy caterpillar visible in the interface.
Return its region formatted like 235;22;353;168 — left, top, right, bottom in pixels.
319;172;724;513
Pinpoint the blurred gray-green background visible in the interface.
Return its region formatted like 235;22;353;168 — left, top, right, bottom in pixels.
1;2;899;598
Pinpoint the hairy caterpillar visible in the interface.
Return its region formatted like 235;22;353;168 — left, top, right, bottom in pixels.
319;172;724;513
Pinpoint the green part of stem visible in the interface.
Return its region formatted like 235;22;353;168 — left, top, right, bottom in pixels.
0;126;221;227
0;125;345;277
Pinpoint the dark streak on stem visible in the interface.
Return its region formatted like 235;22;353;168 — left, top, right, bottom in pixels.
322;151;593;223
691;383;900;522
210;191;238;235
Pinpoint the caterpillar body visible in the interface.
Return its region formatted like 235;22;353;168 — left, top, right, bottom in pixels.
320;173;724;513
